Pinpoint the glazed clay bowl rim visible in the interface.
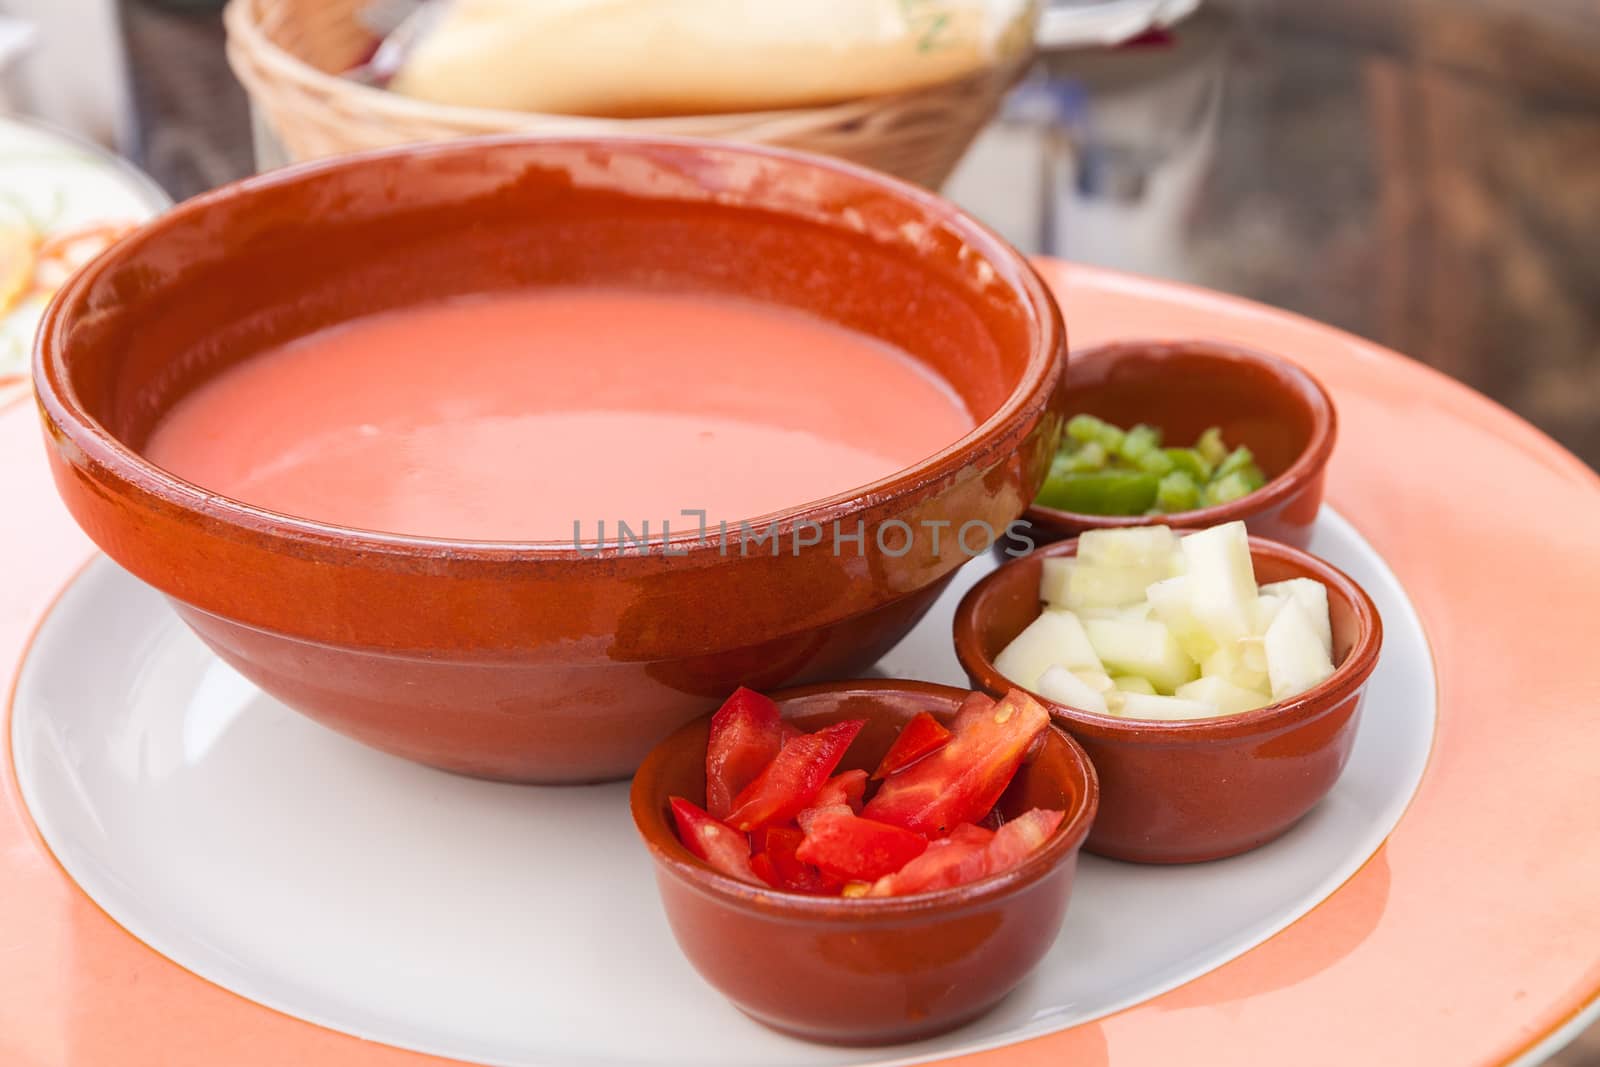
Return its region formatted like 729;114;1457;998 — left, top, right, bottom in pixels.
630;679;1099;918
33;133;1065;564
953;535;1383;745
1022;338;1336;534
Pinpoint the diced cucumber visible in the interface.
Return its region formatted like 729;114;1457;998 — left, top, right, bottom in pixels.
1176;675;1271;716
1260;578;1333;659
1078;526;1180;571
1263;599;1335;700
1018;515;1338;723
1039;557;1076;605
1073;668;1115;693
1116;692;1220;721
1145;576;1218;661
1069;526;1182;612
994;609;1103;687
1082;618;1199;694
1253;593;1286;634
1064;563;1157;611
1201;642;1269;692
1036;665;1109;715
1078;602;1153;622
1180;521;1258;644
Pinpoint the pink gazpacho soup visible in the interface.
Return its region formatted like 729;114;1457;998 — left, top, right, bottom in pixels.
145;287;975;542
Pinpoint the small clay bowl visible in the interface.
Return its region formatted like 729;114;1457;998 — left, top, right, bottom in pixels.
954;537;1380;864
1013;339;1336;551
630;680;1098;1046
35;135;1066;783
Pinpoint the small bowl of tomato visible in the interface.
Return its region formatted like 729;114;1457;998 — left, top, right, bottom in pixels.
630;681;1099;1046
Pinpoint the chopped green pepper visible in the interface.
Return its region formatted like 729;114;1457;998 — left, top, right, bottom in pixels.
1066;414;1124;453
1119;423;1162;461
1204;470;1260;506
1037;417;1268;516
1215;445;1258;479
1057;440;1107;473
1155;471;1201;512
1164;447;1214;482
1037;470;1160;515
1134;448;1175;476
1195;427;1228;468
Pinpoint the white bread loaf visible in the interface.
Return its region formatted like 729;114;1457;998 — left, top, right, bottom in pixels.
390;0;1035;116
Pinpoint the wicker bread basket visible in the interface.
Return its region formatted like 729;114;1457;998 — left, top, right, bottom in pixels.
223;0;1033;188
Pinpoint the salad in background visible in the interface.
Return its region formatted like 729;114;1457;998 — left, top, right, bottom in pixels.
0;116;167;406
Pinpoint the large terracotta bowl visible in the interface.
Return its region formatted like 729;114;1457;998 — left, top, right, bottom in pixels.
631;681;1099;1045
34;136;1065;783
1011;339;1335;552
954;536;1382;863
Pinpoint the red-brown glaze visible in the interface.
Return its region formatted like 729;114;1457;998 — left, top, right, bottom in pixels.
1015;339;1336;551
32;136;1066;782
954;537;1382;864
629;681;1099;1045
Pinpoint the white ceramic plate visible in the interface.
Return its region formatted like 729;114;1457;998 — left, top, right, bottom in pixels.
10;508;1432;1067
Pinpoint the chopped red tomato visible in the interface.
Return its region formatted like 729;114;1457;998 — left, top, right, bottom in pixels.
704;688;783;819
751;852;779;885
753;825;841;894
748;825;784;855
797;802;854;834
795;810;929;882
950;691;997;730
865;809;1064;896
861;690;1049;837
947;823;997;848
752;825;802;862
814;768;868;812
725;719;865;832
871;711;952;779
673;688;1066;900
866;829;991;896
669;797;760;885
984;808;1065;874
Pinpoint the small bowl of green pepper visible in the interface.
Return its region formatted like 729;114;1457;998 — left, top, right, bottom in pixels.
1017;339;1336;550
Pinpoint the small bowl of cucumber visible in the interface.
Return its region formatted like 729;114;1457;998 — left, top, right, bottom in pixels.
954;521;1382;864
1016;339;1336;551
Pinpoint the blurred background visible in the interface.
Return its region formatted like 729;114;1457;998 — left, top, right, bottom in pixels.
3;0;1589;468
0;0;1594;1054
